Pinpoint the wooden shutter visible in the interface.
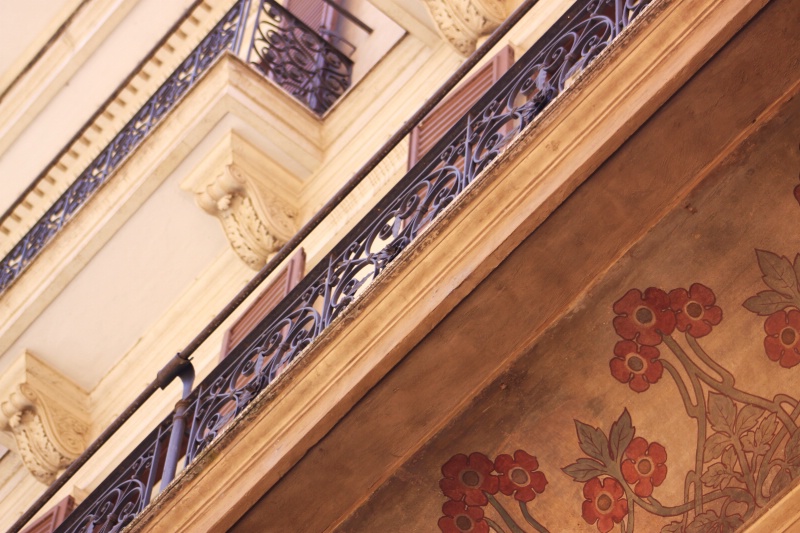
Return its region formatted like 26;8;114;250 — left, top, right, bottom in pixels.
20;496;75;533
220;249;306;359
408;46;515;168
284;0;338;34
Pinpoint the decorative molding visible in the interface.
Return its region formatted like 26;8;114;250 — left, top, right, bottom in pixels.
196;164;298;270
422;0;510;56
0;352;89;485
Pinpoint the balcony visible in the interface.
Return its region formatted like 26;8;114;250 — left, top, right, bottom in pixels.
4;0;800;531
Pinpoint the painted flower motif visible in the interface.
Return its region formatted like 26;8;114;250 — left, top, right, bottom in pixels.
438;500;489;533
668;283;723;337
613;288;676;345
620;437;667;497
440;452;499;506
494;449;548;502
582;477;628;533
610;340;663;392
764;309;800;368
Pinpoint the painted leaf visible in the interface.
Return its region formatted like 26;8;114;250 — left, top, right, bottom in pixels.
701;463;737;489
661;521;683;533
786;430;800;464
562;458;607;482
608;409;634;461
703;432;731;461
575;420;610;462
741;431;769;456
686;511;722;533
743;290;795;315
756;249;798;297
707;392;736;435
735;404;763;434
721;447;737;470
756;412;778;444
794;253;800;291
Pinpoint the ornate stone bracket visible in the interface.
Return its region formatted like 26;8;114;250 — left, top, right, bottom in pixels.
196;164;298;270
422;0;511;55
0;352;90;484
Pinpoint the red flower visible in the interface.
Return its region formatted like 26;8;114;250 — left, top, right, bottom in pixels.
610;340;663;392
438;500;489;533
669;283;722;337
620;437;667;497
494;450;548;502
582;477;628;533
764;309;800;368
440;453;499;506
613;288;675;345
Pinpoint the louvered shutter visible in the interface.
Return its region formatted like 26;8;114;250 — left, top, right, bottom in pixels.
20;496;75;533
284;0;338;34
409;46;515;168
220;249;306;360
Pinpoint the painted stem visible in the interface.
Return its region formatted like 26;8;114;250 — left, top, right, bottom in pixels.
519;501;549;533
662;338;706;513
731;436;757;495
486;518;509;533
623;487;635;533
637;487;753;517
685;333;734;388
487;493;527;533
755;402;800;505
664;335;797;432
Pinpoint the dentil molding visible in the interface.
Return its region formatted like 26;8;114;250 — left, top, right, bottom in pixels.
195;164;299;270
422;0;512;55
0;352;90;484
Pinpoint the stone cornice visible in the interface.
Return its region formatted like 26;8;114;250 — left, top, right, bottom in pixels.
0;0;236;257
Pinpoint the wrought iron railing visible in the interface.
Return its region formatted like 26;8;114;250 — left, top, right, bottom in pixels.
54;0;653;530
0;1;251;296
0;0;355;297
248;0;353;115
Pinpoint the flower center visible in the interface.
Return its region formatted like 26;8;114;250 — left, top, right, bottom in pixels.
596;493;613;512
455;515;473;531
627;355;645;372
509;467;530;486
781;327;797;346
685;301;704;319
461;469;481;487
637;458;653;475
635;306;654;325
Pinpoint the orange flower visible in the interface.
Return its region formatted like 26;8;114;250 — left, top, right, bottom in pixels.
610;340;663;392
764;309;800;368
494;450;547;502
613;288;675;346
621;437;667;497
440;453;498;506
669;283;722;337
582;477;628;533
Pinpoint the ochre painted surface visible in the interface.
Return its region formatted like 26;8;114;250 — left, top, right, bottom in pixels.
231;0;800;530
338;93;800;533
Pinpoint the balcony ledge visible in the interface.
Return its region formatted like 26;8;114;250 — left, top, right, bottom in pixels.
123;0;770;529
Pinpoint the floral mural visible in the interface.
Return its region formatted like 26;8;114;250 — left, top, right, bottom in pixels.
562;248;800;532
439;450;550;532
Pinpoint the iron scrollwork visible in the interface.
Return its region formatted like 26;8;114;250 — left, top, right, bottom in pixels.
0;0;249;297
55;0;654;530
249;0;353;115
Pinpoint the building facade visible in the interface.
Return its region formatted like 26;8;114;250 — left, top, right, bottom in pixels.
1;0;799;531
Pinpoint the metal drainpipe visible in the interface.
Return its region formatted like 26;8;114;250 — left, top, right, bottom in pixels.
9;0;540;530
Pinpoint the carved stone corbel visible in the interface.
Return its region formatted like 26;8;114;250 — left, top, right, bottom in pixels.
422;0;511;56
0;352;90;484
196;164;298;270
